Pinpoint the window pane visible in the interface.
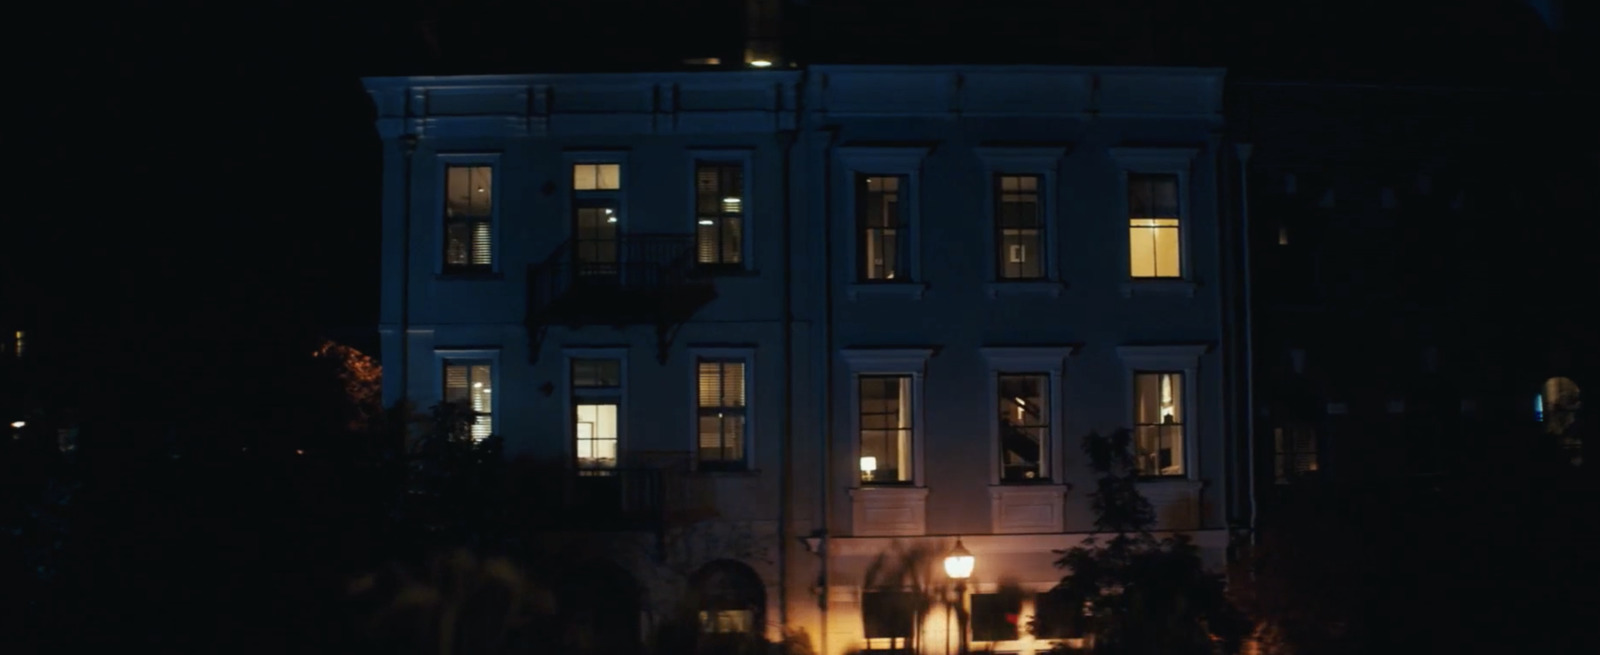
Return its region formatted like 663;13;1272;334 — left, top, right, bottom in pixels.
1000;229;1043;279
445;166;492;218
572;163;622;191
971;593;1021;642
1129;220;1181;278
697;361;746;407
1128;173;1179;218
445;223;471;266
572;358;622;388
575;403;619;467
859;376;912;483
859;175;907;281
862;592;915;639
999;374;1048;482
695;162;746;267
1133;372;1184;476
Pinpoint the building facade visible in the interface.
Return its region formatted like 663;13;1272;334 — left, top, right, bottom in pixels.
363;65;1243;655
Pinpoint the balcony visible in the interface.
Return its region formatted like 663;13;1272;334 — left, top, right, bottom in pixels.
520;467;666;532
526;233;717;362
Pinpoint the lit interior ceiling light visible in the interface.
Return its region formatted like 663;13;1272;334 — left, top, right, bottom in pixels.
698;219;715;226
749;60;773;68
9;421;23;429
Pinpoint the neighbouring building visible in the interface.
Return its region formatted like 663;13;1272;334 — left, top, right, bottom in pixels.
362;64;1246;654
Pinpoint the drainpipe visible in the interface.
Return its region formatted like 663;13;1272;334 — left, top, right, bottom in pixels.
778;121;799;636
399;133;418;423
817;89;838;655
1235;143;1258;545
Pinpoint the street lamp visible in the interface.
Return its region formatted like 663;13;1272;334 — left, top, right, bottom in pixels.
944;538;975;655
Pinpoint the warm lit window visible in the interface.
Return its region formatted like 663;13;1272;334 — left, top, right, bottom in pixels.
572;358;623;470
858;175;908;281
1273;426;1318;484
859;375;913;483
996;174;1045;279
443;360;493;442
971;593;1022;642
572;163;622;191
998;374;1049;482
695;162;745;267
443;165;494;270
1133;372;1185;476
697;359;747;469
12;330;22;358
1127;173;1182;278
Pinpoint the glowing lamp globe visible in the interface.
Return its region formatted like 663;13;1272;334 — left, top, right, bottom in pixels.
944;538;975;580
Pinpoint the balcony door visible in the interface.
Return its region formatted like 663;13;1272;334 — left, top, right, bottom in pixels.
574;200;621;283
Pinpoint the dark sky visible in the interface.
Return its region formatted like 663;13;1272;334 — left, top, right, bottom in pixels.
0;0;1587;424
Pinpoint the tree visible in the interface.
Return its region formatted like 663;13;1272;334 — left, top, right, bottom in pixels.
1041;429;1248;655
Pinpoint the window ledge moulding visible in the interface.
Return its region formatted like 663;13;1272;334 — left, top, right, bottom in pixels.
847;282;929;301
986;281;1068;298
1135;478;1205;531
1119;279;1198;298
989;484;1069;534
849;486;930;537
809;66;1223;120
362;72;802;139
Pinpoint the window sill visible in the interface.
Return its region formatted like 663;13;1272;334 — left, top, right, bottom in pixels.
849;486;929;536
1136;478;1204;529
692;466;759;476
847;282;929;301
985;281;1067;298
437;271;504;281
692;265;758;278
1119;279;1196;298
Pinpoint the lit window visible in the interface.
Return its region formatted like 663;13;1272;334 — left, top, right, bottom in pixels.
1127;173;1182;278
1278;225;1290;246
442;360;493;442
998;374;1049;482
443;165;494;270
857;175;907;281
1273;426;1319;484
995;174;1045;279
572;163;622;191
695;162;745;267
859;375;912;483
1133;372;1184;476
11;330;22;358
572;358;623;470
697;359;747;469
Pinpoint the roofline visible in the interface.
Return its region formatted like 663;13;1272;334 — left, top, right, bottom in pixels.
362;64;1226;90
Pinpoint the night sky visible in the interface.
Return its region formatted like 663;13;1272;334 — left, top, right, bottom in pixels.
1;0;1589;430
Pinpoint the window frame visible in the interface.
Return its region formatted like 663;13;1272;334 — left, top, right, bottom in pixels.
1116;344;1207;480
840;348;933;487
982;347;1074;485
434;153;503;276
563;346;629;470
1272;424;1319;484
564;150;631;242
689;346;757;472
976;146;1067;296
1110;147;1199;290
835;146;931;299
687;149;755;272
434;348;501;440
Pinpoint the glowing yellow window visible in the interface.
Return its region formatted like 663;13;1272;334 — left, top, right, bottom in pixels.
572;163;622;191
1127;173;1182;278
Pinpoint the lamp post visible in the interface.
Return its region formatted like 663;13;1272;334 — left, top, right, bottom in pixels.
944;537;975;655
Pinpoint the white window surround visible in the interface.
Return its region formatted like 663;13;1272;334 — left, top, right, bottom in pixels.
433;348;502;435
686;149;757;270
841;347;934;537
835;146;933;300
1115;344;1208;482
563;346;629;466
981;346;1076;485
563;149;631;241
976;146;1070;298
433;152;503;276
1109;146;1200;298
687;345;758;472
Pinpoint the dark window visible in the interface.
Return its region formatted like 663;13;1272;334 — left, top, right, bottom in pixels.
1030;592;1083;639
443;165;493;271
1273;425;1319;484
996;174;1045;279
862;591;916;640
697;359;747;469
695;162;745;268
971;593;1022;642
858;175;908;281
998;373;1049;482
